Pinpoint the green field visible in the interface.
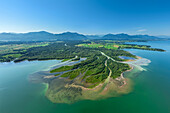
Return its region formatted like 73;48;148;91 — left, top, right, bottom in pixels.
0;42;49;54
104;43;118;50
2;54;22;58
77;43;104;48
77;42;118;50
0;42;50;62
77;41;165;52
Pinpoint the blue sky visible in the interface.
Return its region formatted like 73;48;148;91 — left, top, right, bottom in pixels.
0;0;170;35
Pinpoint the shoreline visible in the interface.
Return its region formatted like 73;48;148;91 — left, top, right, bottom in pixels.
46;55;141;91
43;54;151;103
65;58;137;91
118;65;134;88
42;83;49;94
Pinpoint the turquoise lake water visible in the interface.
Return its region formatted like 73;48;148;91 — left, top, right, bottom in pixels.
0;41;170;113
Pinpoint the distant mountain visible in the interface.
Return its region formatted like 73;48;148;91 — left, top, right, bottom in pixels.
0;31;87;41
23;31;55;40
0;31;164;41
102;33;130;40
133;35;158;39
102;33;159;40
55;32;88;40
0;31;55;41
157;35;170;38
85;35;102;39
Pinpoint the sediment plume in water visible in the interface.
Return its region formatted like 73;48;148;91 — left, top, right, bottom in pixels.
123;57;151;71
46;77;133;104
29;57;151;104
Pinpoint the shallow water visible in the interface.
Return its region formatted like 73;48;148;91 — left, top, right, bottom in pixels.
0;41;170;113
119;56;136;60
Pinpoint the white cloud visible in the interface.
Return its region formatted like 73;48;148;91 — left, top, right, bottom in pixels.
137;29;147;32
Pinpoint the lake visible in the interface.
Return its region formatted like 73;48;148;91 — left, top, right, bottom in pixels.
0;41;170;113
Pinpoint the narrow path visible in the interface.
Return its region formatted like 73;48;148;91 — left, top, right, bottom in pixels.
101;51;145;71
101;52;118;62
104;67;112;84
101;51;125;86
103;56;112;84
105;60;107;66
66;52;128;91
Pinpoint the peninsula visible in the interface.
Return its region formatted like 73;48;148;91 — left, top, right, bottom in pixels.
0;34;165;103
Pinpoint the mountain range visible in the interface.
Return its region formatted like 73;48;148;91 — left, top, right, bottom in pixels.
157;35;170;38
0;31;166;41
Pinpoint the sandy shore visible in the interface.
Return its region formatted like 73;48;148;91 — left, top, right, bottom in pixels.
117;56;142;88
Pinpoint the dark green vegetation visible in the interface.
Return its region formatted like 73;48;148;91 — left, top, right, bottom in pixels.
61;59;71;62
49;54;131;88
0;40;165;63
54;74;60;76
50;65;74;73
0;40;134;87
82;56;109;83
0;41;50;62
51;54;130;87
71;57;80;61
0;40;139;62
50;53;131;87
0;40;165;88
1;41;170;111
107;59;130;78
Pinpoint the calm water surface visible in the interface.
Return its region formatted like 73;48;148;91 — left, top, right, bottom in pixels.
0;41;170;113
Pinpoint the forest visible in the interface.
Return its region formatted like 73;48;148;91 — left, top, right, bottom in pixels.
0;40;138;62
0;40;165;88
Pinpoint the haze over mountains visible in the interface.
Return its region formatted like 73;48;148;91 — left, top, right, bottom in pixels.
157;35;170;38
0;31;166;41
0;31;88;41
